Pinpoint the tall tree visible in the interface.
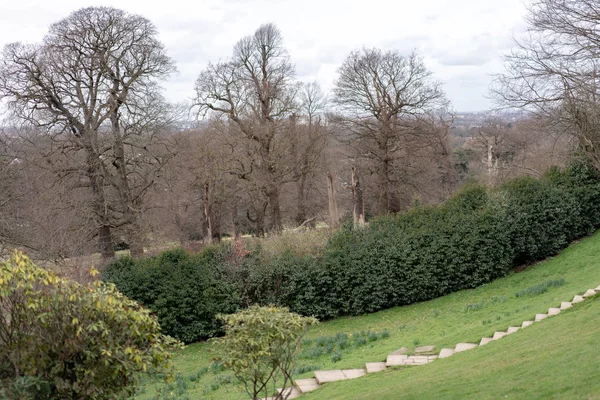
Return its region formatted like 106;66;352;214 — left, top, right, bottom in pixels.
194;23;298;233
494;0;600;170
0;7;175;260
333;49;447;214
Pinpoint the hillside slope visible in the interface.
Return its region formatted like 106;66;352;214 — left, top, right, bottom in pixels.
306;295;600;399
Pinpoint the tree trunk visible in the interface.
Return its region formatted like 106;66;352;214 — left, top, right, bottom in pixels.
267;185;282;233
98;225;115;261
351;166;366;229
327;172;340;229
127;229;145;258
295;174;308;226
84;139;115;261
203;181;213;245
377;158;390;215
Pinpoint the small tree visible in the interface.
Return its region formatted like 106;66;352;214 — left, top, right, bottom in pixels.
0;251;182;399
216;305;318;400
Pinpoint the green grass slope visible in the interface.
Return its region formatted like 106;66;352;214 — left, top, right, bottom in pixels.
306;295;600;400
136;232;600;399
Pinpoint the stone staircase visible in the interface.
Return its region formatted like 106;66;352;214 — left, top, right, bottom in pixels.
265;286;599;399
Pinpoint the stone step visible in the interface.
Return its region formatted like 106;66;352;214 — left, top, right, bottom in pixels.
560;302;572;310
479;337;493;346
386;354;408;366
572;295;585;303
342;369;366;379
454;343;477;352
507;326;520;334
414;345;436;355
365;362;387;373
277;387;302;399
583;289;597;298
521;320;534;328
596;285;600;291
314;370;346;384
492;332;507;340
295;378;319;393
535;313;547;322
548;308;561;316
389;347;409;355
438;348;455;358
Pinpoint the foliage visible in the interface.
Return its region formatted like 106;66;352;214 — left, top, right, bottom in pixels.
103;247;240;343
242;163;600;320
0;251;181;400
215;306;318;400
108;162;600;346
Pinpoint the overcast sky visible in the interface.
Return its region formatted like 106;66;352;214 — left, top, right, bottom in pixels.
0;0;529;111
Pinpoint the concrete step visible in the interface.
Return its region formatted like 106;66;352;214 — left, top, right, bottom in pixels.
314;370;346;384
454;343;477;352
507;326;520;334
414;345;436;355
276;387;302;399
535;313;547;322
492;332;507;340
479;337;493;346
295;378;319;393
572;295;585;303
438;348;454;358
521;320;534;328
386;354;408;366
365;362;387;373
560;302;572;310
342;369;366;379
548;308;561;316
389;347;409;355
583;289;597;298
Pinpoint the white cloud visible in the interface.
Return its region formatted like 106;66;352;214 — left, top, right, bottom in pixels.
0;0;529;111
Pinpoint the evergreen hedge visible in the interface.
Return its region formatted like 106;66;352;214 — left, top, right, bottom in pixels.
104;163;600;343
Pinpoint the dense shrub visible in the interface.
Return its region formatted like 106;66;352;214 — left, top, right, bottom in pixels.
103;247;240;343
0;252;180;400
105;162;600;341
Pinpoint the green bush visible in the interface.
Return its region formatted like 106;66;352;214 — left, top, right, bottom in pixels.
244;163;600;320
0;252;181;400
103;247;240;343
106;162;600;341
215;306;317;400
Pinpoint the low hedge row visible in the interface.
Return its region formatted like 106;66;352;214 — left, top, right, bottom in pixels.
103;163;600;343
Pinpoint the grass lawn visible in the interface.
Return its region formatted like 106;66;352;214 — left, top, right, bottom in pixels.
135;232;600;399
306;294;600;399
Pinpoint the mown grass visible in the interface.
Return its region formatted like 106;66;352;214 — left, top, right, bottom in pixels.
134;232;600;399
306;295;600;399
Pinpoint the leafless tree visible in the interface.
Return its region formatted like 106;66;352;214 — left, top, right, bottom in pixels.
494;0;600;170
333;49;448;214
194;23;299;233
0;7;176;261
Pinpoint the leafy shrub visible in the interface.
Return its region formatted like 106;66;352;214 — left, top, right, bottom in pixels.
106;162;600;342
215;306;318;400
103;247;240;343
0;252;181;400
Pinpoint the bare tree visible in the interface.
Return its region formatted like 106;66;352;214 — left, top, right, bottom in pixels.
0;7;175;261
194;23;298;233
494;0;600;170
333;49;447;214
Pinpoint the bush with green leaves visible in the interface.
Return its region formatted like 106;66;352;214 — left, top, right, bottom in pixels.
103;247;240;343
0;252;181;400
243;163;600;320
106;162;600;341
214;306;317;400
